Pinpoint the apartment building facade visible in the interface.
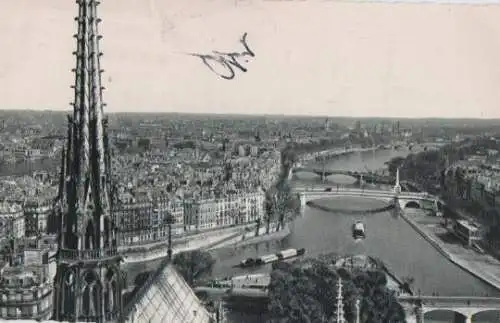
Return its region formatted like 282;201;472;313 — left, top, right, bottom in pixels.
183;191;265;231
0;202;25;241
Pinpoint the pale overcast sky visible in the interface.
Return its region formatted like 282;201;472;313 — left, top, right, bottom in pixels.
1;0;500;118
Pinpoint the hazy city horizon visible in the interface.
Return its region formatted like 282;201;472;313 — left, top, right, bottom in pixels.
4;108;500;121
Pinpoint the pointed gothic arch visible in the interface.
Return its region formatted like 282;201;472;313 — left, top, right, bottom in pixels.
81;270;102;318
103;215;111;248
62;267;77;316
104;267;120;316
85;219;95;249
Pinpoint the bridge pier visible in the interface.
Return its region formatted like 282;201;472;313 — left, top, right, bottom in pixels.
393;196;401;217
415;306;424;323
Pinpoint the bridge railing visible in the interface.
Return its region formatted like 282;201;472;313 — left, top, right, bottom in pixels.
398;296;500;307
295;187;429;198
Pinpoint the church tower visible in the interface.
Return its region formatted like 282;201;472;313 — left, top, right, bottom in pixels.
53;0;124;321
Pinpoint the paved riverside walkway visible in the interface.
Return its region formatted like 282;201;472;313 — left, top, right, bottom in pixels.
207;223;288;250
176;230;244;253
123;226;251;263
402;208;500;292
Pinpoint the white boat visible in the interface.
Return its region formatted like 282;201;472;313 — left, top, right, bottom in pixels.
352;221;366;239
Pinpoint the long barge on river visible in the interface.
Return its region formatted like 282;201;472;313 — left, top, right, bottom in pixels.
236;248;306;268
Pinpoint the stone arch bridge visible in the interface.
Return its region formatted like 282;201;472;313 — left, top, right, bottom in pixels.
292;167;394;184
296;187;441;210
398;295;500;323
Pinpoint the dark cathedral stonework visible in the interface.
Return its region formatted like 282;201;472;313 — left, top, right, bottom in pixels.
53;0;124;321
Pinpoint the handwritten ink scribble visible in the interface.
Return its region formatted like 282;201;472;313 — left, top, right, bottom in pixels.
187;33;255;80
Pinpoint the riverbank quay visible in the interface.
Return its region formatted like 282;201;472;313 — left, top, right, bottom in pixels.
122;224;255;263
400;208;500;293
208;223;291;251
122;225;264;290
123;221;292;263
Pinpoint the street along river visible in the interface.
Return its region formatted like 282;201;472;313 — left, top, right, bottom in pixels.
209;147;500;322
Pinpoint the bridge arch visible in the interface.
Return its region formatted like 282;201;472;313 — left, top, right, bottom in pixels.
301;192;392;205
404;200;421;209
471;309;500;322
424;309;467;322
299;190;430;204
298;189;434;214
294;168;361;181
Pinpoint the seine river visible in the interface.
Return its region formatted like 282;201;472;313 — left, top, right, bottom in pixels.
211;148;500;323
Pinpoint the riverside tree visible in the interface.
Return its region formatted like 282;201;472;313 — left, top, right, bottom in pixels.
263;145;302;232
267;259;406;323
172;250;215;287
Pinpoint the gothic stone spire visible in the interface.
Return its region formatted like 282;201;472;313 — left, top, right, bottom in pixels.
69;0;110;237
54;1;123;321
60;0;113;252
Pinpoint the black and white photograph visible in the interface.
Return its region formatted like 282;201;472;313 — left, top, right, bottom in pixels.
2;0;500;322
